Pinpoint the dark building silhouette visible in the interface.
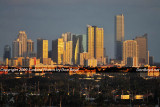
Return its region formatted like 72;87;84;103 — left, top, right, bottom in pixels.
149;56;154;66
3;45;11;61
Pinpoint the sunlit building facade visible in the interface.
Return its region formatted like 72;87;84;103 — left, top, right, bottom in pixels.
12;31;28;58
115;14;124;60
58;38;64;65
74;35;83;65
12;31;34;59
65;41;73;65
135;34;148;66
95;27;104;64
87;25;95;59
61;32;73;65
18;31;27;57
37;38;48;63
80;52;88;66
62;32;71;42
61;33;83;65
87;58;97;67
123;40;138;67
22;57;40;67
75;38;79;65
87;25;104;65
52;38;65;65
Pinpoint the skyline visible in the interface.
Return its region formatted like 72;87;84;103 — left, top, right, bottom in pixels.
0;0;160;62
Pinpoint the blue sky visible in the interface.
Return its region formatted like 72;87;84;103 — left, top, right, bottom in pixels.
0;0;160;62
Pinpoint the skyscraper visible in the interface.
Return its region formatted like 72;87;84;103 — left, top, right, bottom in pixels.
52;38;65;65
74;35;84;65
123;40;138;67
62;32;72;65
3;45;11;61
12;31;28;57
115;14;124;60
61;33;83;65
87;25;104;64
75;38;79;65
52;39;58;63
37;38;48;62
82;34;87;52
12;39;20;58
17;31;27;57
62;32;71;42
27;39;34;54
58;38;64;65
80;52;88;66
95;27;104;64
37;38;43;59
135;34;148;66
71;34;77;65
149;56;154;66
87;25;95;59
65;41;73;65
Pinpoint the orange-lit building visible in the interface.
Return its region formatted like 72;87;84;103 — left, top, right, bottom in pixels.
123;40;138;67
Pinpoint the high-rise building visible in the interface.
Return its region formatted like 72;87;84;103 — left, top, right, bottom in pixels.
95;27;104;64
115;14;124;60
17;31;27;57
37;38;48;62
37;38;43;59
71;34;77;65
27;39;34;54
80;52;88;66
135;34;148;66
48;50;52;59
75;38;80;65
82;34;87;52
52;38;65;65
65;41;73;65
62;32;73;65
3;45;11;61
123;40;138;67
87;25;104;64
12;31;28;57
58;38;64;65
12;38;21;58
62;32;71;42
87;25;95;59
149;56;154;66
12;31;34;58
61;33;83;65
27;39;36;58
76;35;83;53
52;39;58;63
74;35;83;65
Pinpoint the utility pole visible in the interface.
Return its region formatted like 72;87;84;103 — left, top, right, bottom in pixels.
60;96;62;107
25;82;27;92
49;85;50;94
1;83;2;101
35;82;36;94
38;81;40;94
68;83;69;95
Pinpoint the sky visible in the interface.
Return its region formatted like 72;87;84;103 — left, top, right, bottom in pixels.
0;0;160;62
